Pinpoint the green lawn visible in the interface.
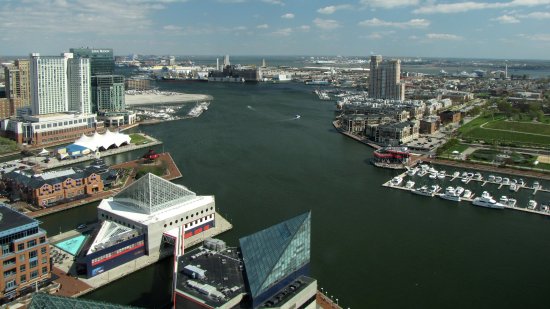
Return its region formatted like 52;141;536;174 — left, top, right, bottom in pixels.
0;137;19;154
484;120;550;135
129;133;151;145
458;114;550;146
440;143;470;157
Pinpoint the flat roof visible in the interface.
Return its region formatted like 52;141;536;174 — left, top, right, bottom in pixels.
175;246;245;307
98;195;214;225
0;204;37;235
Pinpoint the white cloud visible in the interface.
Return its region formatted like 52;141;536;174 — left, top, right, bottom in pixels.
163;25;182;31
317;4;352;14
426;33;463;40
313;18;341;30
519;33;550;41
262;0;284;5
358;18;430;28
520;11;550;18
492;14;520;23
256;24;269;29
360;0;419;9
361;31;396;39
298;25;311;31
281;13;295;19
271;28;293;36
414;0;550;14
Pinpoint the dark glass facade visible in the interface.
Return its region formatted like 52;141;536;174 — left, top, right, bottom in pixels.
70;48;114;76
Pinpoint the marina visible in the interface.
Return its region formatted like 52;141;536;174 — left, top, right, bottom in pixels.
383;164;550;217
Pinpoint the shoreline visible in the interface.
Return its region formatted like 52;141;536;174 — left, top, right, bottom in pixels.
125;91;213;106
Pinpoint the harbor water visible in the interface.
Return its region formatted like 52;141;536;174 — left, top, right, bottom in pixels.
38;82;550;308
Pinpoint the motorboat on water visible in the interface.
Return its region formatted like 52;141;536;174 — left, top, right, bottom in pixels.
502;178;510;185
417;169;427;177
461;172;469;178
440;186;461;202
509;183;517;191
452;171;460;178
405;180;415;189
428;167;437;174
295;115;301;119
541;205;549;212
495;176;502;183
455;186;465;196
390;176;403;186
518;179;525;187
474;172;483;180
407;167;418;176
437;171;446;179
533;181;540;189
488;175;496;182
413;185;433;196
527;200;537;210
506;198;517;207
429;172;437;179
462;189;473;199
472;191;504;209
428;184;440;195
499;196;510;205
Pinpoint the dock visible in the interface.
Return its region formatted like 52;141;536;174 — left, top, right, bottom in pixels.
384;167;550;218
50;213;232;298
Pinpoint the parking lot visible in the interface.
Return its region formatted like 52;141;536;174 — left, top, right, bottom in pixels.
406;133;448;152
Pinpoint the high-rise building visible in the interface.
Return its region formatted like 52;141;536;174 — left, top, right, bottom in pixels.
369;55;405;101
92;75;125;112
0;204;51;301
4;59;31;116
68;57;91;114
30;53;71;115
69;48;114;76
30;53;91;115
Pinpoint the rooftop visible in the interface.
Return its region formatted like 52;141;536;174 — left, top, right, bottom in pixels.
28;292;141;309
0;204;38;235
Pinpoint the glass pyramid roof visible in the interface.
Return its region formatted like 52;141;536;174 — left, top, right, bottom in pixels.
113;173;196;214
239;212;311;298
29;292;141;309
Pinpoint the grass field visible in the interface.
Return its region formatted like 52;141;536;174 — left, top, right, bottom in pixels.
0;137;18;155
129;133;151;145
458;115;550;146
440;143;470;157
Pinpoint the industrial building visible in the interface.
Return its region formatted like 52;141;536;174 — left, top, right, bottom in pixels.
174;212;316;309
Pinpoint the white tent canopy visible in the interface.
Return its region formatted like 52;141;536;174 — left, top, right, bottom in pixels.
74;130;131;152
38;148;49;156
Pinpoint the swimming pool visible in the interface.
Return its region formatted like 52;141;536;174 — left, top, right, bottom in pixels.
54;234;87;256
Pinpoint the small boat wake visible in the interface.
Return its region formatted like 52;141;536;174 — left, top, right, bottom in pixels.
246;105;256;111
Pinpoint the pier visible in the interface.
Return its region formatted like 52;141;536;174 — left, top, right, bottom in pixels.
383;167;550;218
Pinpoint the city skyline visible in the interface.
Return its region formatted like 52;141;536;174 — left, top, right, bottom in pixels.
1;0;550;60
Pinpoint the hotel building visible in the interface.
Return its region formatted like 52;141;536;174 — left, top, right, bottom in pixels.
4;60;31;117
0;205;50;301
369;55;405;101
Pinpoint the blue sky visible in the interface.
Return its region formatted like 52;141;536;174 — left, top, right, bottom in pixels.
1;0;550;59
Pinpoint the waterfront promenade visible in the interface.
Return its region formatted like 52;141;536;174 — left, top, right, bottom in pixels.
27;152;181;218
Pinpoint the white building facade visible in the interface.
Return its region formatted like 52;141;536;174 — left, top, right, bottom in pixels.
30;53;72;115
68;57;91;114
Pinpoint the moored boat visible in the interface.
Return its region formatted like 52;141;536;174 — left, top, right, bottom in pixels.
472;191;504;209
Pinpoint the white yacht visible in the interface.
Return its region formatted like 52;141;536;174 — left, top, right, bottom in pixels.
437;171;446;180
428;167;437;174
455;186;465;196
518;179;526;187
495;176;502;183
533;181;540;189
488;175;496;182
413;185;433;196
428;184;440;196
429;172;437;179
390;176;403;186
440;186;461;202
509;183;517;191
417;169;427;177
407;167;418;176
462;189;473;199
474;172;483;180
502;178;510;185
527;200;537;210
472;191;504;209
452;171;460;178
405;180;415;189
461;171;468;178
506;198;517;207
499;196;509;204
541;205;549;212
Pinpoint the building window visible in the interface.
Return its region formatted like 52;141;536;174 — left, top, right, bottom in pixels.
42;266;48;275
27;239;37;248
41;247;47;254
20;274;27;283
39;236;46;244
29;250;37;259
42;257;47;264
17;243;24;251
19;265;26;272
5;280;16;290
29;260;38;269
19;254;25;262
30;270;38;279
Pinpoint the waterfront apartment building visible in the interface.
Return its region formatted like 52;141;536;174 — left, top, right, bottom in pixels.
4;60;31;117
0;205;50;301
369;55;405;101
3;167;104;207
